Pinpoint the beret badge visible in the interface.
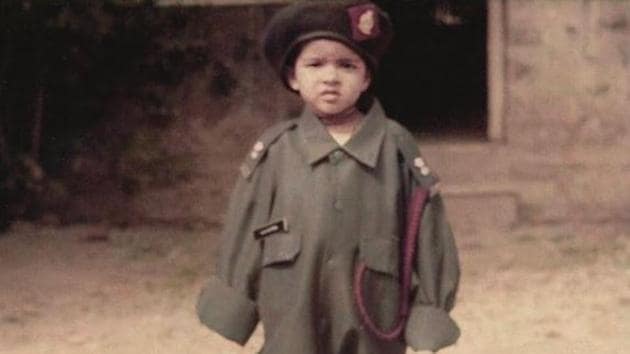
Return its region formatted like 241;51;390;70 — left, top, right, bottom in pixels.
262;1;393;90
347;3;381;41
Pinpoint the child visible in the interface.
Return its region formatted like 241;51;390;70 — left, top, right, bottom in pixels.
197;1;460;353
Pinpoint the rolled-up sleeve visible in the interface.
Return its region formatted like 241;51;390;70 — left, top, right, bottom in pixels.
405;193;460;352
196;160;274;345
197;276;259;344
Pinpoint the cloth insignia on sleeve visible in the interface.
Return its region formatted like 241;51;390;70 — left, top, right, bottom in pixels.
395;133;440;190
413;156;432;177
239;120;297;179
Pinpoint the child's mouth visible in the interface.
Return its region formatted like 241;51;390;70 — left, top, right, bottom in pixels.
320;91;340;100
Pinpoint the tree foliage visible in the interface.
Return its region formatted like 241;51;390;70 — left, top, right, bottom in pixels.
0;0;209;230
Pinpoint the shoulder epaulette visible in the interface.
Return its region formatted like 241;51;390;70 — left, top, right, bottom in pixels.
391;124;440;196
239;119;297;179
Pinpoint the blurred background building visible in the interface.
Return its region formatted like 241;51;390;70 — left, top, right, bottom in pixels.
1;0;628;233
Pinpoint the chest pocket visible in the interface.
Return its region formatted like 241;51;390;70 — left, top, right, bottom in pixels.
261;232;301;267
359;236;400;278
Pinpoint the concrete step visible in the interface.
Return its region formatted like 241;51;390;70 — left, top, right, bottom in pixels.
443;191;519;236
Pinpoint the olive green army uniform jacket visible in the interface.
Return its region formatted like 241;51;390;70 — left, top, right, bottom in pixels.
197;101;460;354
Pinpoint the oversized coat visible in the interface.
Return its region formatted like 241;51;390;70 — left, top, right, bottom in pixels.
197;101;460;354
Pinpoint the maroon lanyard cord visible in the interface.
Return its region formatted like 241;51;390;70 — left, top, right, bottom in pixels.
353;187;430;340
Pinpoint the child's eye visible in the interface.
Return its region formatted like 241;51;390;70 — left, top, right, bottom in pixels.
338;61;358;69
304;61;322;67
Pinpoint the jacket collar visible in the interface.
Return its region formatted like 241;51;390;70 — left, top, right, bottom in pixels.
298;100;387;168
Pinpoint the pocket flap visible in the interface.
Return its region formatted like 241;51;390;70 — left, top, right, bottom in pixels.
359;237;400;277
262;232;301;267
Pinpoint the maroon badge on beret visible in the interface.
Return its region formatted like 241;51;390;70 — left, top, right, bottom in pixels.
347;3;381;41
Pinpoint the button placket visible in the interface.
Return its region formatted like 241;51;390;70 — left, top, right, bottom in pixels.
329;150;345;211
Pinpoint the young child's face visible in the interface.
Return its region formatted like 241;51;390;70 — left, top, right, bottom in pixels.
288;39;371;118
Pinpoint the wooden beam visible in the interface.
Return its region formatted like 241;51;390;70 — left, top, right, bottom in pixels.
487;0;506;141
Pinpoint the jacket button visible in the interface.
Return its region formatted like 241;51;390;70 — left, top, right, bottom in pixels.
333;200;343;210
329;150;344;165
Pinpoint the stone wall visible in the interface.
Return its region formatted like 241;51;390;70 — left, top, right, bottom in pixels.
505;0;630;223
428;0;630;233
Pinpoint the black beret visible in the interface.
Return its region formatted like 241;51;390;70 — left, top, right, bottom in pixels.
262;0;394;89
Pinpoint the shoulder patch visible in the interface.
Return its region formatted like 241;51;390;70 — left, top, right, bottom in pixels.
394;130;440;190
240;119;297;179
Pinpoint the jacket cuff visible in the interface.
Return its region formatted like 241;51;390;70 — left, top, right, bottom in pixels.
405;305;460;352
196;277;259;345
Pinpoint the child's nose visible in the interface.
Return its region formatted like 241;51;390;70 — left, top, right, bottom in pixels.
321;65;339;83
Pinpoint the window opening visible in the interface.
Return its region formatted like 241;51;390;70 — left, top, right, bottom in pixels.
374;0;489;140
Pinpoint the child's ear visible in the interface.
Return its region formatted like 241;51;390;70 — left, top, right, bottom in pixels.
287;68;300;92
361;71;372;92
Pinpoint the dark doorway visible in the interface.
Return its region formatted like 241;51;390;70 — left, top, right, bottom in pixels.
374;0;488;139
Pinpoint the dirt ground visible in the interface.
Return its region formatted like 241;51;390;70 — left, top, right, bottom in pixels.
1;221;628;354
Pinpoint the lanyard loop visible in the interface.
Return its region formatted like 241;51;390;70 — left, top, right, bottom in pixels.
353;187;430;340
